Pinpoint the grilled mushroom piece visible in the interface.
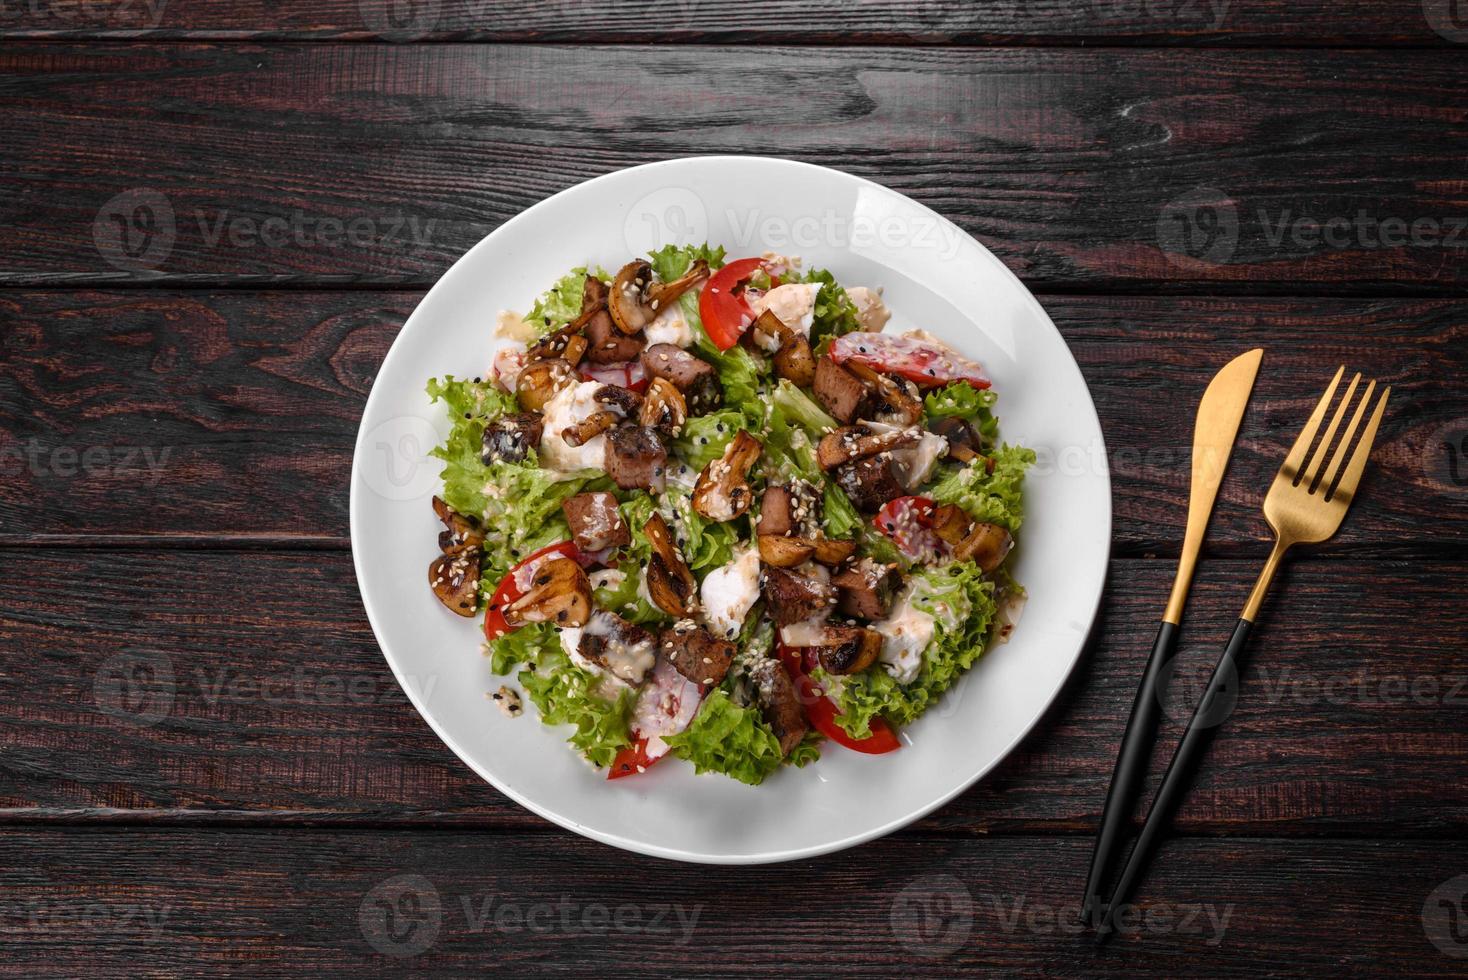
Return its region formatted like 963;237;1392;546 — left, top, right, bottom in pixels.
813;357;875;424
644;513;698;617
604;424;668;492
561;410;620;448
594;384;643;417
813;626;883;675
481;412;544;466
660;619;736;687
429;548;480;617
845;359;923;425
692;431;762;522
639;377;688;437
809;537;858;565
929;416;982;463
526;322;587;366
608;259;709;335
502;555;592;628
929;503;972;545
954;521;1014;574
432;495;484;553
816;424;919;470
751;658;808;757
516;358;575;412
747;309;816;387
758;534;816;568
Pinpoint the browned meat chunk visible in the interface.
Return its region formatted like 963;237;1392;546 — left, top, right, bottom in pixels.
762;566;835;626
814;357;874;424
604;425;667;492
751;659;808;757
561;491;629;552
481;412;544;465
582;274;609;310
585;308;644;363
578;613;656;686
641;343;721;413
755;481;821;538
660;620;735;687
833;455;904;512
831;559;899;620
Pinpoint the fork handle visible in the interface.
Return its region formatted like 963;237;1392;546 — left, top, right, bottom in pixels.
1096;617;1253;936
1080;619;1180;927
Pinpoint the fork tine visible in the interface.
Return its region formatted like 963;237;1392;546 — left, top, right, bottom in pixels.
1281;365;1344;482
1319;378;1375;493
1327;385;1390;505
1301;371;1360;489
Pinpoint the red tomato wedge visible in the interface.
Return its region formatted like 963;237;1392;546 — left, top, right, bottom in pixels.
829;332;991;390
482;541;584;641
579;359;647;393
698;257;764;350
608;737;660;779
776;644;901;755
873;495;946;563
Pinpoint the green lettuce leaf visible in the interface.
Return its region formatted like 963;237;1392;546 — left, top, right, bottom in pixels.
648;242;727;281
786;267;861;346
664;688;788;785
824;561;999;738
927;443;1035;533
924;382;999;446
674;409;741;471
526;267;596;335
517;630;636;769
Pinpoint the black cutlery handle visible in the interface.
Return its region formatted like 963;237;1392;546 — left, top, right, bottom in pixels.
1080;619;1181;926
1097;617;1253;935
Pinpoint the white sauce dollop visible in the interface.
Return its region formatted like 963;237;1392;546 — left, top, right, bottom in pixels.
699;545;762;640
538;380;607;473
874;584;936;684
751;281;822;337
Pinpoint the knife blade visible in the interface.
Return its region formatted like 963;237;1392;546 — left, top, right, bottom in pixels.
1162;347;1263;624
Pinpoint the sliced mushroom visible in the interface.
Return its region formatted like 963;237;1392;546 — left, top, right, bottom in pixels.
481;412;544;466
594;384;642;417
929;503;971;545
515;358;574;412
748;309;816;387
644;512;698;617
809;537;858;566
816;424;919;470
502;555;592;628
429;548;480;618
814;626;883;675
432;495;484;553
608;258;709;335
692;430;762;522
525;322;586;364
758;534;816;568
953;521;1014;574
561;410;620;448
639;377;688;436
929;416;982;463
845;360;922;425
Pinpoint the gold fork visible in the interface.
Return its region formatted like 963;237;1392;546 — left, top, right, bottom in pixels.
1096;367;1391;936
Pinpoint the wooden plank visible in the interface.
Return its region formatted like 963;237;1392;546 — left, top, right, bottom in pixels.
0;550;1462;834
1;290;1460;550
3;45;1468;290
0;828;1461;974
0;1;1455;46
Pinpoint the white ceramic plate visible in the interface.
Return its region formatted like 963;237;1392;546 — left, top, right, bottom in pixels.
350;156;1110;864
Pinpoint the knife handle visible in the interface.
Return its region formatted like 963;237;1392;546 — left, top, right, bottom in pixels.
1080;619;1180;927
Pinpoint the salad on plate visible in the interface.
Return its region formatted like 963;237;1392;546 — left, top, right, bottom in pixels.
425;244;1034;785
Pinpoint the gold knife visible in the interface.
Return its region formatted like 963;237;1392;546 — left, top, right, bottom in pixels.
1081;347;1263;925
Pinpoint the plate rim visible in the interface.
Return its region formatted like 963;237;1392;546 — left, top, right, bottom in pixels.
349;154;1112;864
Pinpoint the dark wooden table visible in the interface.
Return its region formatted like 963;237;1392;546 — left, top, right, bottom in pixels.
2;2;1466;975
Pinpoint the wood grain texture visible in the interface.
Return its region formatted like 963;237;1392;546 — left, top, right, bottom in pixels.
4;45;1468;290
2;290;1460;550
0;0;1457;46
0;829;1463;975
1;550;1462;834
